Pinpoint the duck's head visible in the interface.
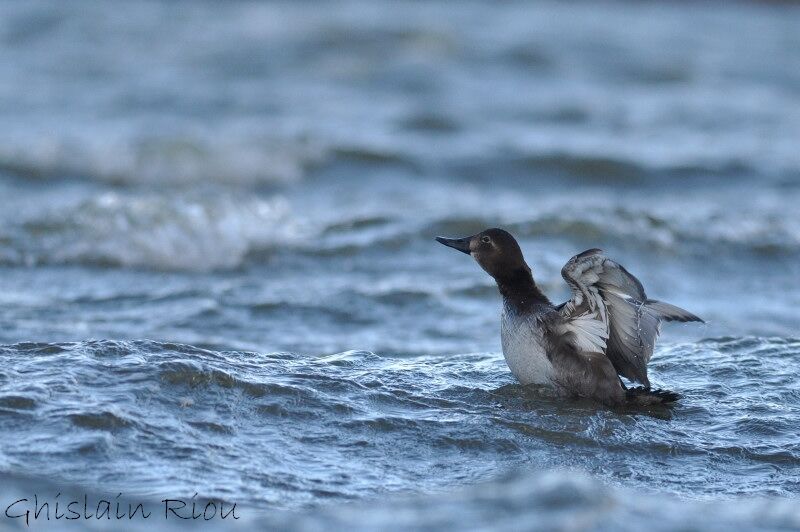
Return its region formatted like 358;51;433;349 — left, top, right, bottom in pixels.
435;228;530;281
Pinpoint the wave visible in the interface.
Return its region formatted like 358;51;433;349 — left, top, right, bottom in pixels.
1;192;300;270
2;468;798;531
450;151;762;184
517;211;800;255
427;192;800;256
0;133;326;186
2;133;796;189
2;187;800;271
0;338;798;508
271;471;800;531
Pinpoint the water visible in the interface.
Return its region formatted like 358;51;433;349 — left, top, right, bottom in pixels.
1;0;800;529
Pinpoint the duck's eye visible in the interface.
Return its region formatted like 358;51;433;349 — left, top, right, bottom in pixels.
481;235;491;244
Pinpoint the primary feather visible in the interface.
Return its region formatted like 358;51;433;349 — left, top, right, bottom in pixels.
559;249;703;387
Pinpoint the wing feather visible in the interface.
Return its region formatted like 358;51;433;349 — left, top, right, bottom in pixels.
559;249;702;387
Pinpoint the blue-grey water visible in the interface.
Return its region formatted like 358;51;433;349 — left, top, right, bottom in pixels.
1;0;800;529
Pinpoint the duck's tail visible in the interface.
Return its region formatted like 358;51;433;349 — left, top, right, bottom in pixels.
625;386;681;406
645;299;704;323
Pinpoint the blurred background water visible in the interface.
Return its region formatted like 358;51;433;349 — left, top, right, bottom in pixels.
1;0;799;529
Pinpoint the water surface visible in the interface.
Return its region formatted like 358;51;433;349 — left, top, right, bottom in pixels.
1;0;799;528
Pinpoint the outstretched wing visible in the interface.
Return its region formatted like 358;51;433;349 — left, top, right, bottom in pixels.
558;249;702;387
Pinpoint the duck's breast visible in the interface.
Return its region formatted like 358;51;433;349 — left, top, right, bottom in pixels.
500;309;554;385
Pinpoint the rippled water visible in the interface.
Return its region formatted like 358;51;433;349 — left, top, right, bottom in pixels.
1;0;800;528
2;338;799;510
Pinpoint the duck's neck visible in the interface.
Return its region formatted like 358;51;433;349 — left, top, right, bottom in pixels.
496;266;551;312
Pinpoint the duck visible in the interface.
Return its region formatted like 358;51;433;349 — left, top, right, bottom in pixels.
436;228;703;406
